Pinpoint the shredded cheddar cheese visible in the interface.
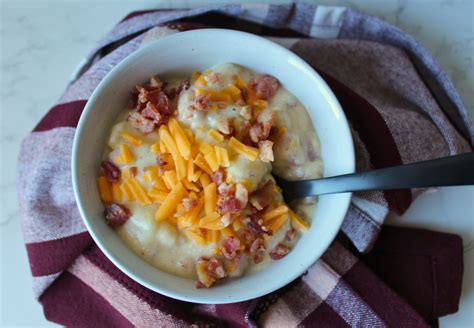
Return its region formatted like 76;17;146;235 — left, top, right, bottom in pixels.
163;170;178;189
199;143;214;155
113;155;123;165
126;178;152;206
194;153;212;175
159;126;186;180
229;137;259;161
199;173;211;188
168;118;192;160
148;189;168;203
120;182;133;201
178;198;204;229
155;182;186;222
182;179;200;192
266;213;288;233
210;230;220;244
289;210;309;231
262;205;289;222
192;71;201;81
204;150;219;172
121;132;143;146
159;140;167;153
203;183;217;215
150;142;160;154
207;129;224;143
221;227;236;238
120;144;134;164
215;146;230;167
97;177;112;203
226;84;242;101
111;182;122;202
185;230;206;245
195;88;232;103
232;219;244;231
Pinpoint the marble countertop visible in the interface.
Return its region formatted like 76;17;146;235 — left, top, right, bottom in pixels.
1;0;472;326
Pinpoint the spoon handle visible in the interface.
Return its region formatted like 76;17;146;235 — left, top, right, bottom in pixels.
278;152;474;200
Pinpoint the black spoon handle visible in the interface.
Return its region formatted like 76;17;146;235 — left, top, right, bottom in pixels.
276;152;474;201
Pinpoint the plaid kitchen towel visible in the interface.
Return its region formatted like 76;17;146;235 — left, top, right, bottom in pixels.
17;4;470;327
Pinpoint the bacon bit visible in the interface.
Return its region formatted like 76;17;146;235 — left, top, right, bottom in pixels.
206;72;221;84
141;92;172;126
168;79;191;100
269;243;290;260
217;195;241;214
129;166;138;177
249;109;276;143
195;94;211;111
149;76;163;89
165;87;177;100
195;281;206;288
182;197;198;211
249;74;279;100
241;227;256;244
240;87;249;102
249;180;275;210
249;237;266;263
156;154;168;166
216;117;232;135
235;99;246;106
247;217;271;236
286;227;297;241
217;182;234;195
128;111;155;134
249;123;264;144
137;86;161;105
105;203;131;227
211;168;226;185
241;134;255;147
142;102;166;126
196;257;226;288
101;161;121;183
235;183;248;208
177;79;191;93
258;140;274;163
245;204;259;216
220;237;241;260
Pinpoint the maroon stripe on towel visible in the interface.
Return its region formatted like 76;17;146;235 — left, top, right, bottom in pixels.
82;245;219;325
343;261;428;327
301;302;350;327
318;70;412;214
362;226;463;319
215;301;251;328
26;232;92;277
33;100;87;132
41;271;132;327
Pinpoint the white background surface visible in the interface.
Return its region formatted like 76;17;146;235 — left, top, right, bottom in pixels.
0;0;473;327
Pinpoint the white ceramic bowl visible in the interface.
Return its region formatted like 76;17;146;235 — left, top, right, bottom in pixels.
72;29;355;304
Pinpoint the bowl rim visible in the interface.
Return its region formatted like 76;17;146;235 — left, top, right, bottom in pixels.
71;28;355;304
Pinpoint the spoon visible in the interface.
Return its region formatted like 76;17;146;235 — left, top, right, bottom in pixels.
274;152;474;201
